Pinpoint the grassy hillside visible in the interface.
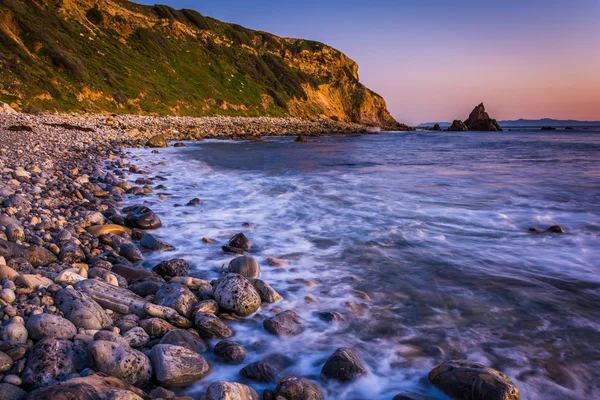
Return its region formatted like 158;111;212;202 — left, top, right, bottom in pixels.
0;0;403;128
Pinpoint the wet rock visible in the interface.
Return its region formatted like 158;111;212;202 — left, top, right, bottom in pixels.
263;310;304;336
173;142;186;147
74;279;146;315
130;280;162;297
24;374;146;400
266;257;288;267
0;239;57;267
147;134;168;148
223;232;252;254
195;299;219;314
86;224;131;236
275;376;324;400
59;242;86;263
159;329;207;353
251;279;281;303
140;318;176;338
295;135;308;142
122;326;150;347
214;340;246;364
155;283;198;318
0;320;28;342
0;383;26;400
428;360;520;400
464;103;502;131
212;273;261;317
22;338;88;389
94;330;129;346
205;381;260;400
321;347;368;382
5;224;25;242
124;205;162;229
140;233;175;251
240;354;292;383
186;198;202;206
111;264;154;284
87;340;152;387
15;274;54;289
150;344;211;387
153;258;190;278
0;351;13;372
55;288;112;330
26;313;77;341
316;311;344;322
119;243;144;262
547;225;566;234
228;255;260;278
0;340;29;361
195;312;233;339
447;120;468;132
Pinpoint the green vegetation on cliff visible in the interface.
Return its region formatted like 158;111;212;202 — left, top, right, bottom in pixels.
0;0;403;128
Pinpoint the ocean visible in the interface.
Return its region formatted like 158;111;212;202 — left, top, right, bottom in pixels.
126;129;600;399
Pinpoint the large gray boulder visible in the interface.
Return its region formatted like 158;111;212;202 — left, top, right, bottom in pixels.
205;381;261;400
87;340;152;388
321;347;368;382
150;344;211;387
25;313;77;341
55;288;112;330
212;273;261;317
154;283;198;318
0;383;26;400
195;312;233;339
263;310;304;336
228;255;260;278
74;279;146;316
0;239;57;267
159;329;207;353
428;360;520;400
276;376;324;400
24;374;146;400
22;338;88;389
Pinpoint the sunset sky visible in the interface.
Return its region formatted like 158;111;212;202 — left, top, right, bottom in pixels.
137;0;600;125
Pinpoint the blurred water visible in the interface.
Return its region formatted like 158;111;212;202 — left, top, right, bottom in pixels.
126;130;600;399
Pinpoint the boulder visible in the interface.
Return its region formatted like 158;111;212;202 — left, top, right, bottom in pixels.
58;242;86;263
124;205;162;229
15;274;54;289
0;383;26;400
86;224;132;236
122;326;150;347
263;310;304;336
0;239;57;267
54;268;86;285
55;288;112;330
22;338;88;389
195;299;219;314
276;376;324;400
321;347;368;382
159;329;207;353
214;340;246;364
93;330;129;346
24;374;146;400
0;351;13;372
111;264;154;283
447;120;468;132
25;313;77;341
74;279;146;316
240;354;292;383
251;279;281;303
464;103;502;131
0;320;28;342
146;134;168;148
205;381;261;400
195;312;233;339
150;344;211;387
87;340;152;387
228;255;260;278
223;232;252;253
140;233;175;251
154;283;198;318
152;258;190;278
139;318;175;337
428;360;520;400
212;273;261;317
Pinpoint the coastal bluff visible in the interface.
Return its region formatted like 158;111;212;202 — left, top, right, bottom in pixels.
0;0;404;129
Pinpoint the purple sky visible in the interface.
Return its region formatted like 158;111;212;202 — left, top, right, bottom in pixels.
137;0;600;125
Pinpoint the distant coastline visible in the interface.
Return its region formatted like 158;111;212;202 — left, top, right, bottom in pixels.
417;118;600;129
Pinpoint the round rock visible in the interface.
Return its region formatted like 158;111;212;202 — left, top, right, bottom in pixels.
321;347;368;382
212;273;261;317
150;344;211;387
228;255;260;279
26;313;77;341
276;376;324;400
214;340;246;364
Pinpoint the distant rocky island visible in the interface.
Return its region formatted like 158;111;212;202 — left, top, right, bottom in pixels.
419;117;600;129
428;103;502;132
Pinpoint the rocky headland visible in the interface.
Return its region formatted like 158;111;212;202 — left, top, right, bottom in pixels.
447;103;502;132
0;109;520;399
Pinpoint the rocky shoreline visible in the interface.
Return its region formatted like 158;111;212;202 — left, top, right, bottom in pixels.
0;113;520;399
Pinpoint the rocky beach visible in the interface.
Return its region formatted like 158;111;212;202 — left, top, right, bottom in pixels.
0;110;531;400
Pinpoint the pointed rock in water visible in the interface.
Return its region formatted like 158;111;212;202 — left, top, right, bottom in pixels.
146;134;168;148
464;103;502;131
263;310;304;336
205;381;261;400
240;354;293;383
321;347;368;382
295;135;309;142
123;205;162;229
223;232;253;254
276;376;324;400
428;360;520;400
214;340;247;365
447;120;468;131
547;225;566;234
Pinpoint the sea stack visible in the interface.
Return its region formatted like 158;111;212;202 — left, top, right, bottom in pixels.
464;103;502;131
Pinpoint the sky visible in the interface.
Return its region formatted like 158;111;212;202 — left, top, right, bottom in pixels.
136;0;600;125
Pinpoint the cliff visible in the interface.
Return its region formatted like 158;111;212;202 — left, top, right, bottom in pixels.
0;0;406;129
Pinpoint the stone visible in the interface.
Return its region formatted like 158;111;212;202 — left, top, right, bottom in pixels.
0;288;16;303
194;312;233;339
111;264;154;283
266;257;288;267
547;225;566;234
228;233;252;250
59;242;86;263
24;374;145;400
119;243;144;262
251;279;281;303
15;274;54;289
0;239;57;267
146;134;168;148
122;326;150;347
228;255;260;278
26;313;77;341
87;340;152;388
186;198;201;206
195;299;219;314
150;344;211;387
0;265;18;281
0;341;29;361
432;123;442;131
0;351;13;372
140;318;175;338
5;224;25;242
140;233;175;251
464;103;502;131
321;347;368;382
155;283;198;318
153;258;190;278
159;329;207;353
212;273;261;317
54;268;86;285
240;354;292;383
173;142;186;147
447;120;468;131
124;205;162;229
205;381;261;400
74;279;146;315
55;288;112;330
428;360;520;400
93;330;129;346
86;224;132;236
0;383;26;400
295;135;308;142
0;320;28;342
143;302;192;328
22;338;88;389
263;310;304;336
214;340;246;364
275;376;324;400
